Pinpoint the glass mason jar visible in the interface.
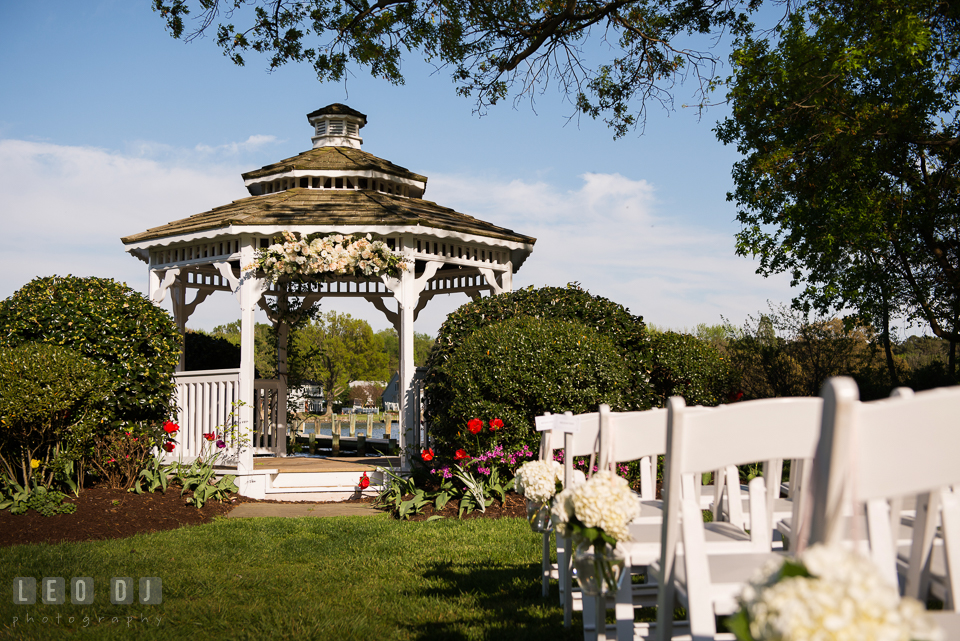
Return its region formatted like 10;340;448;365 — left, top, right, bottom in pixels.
526;499;551;532
572;538;627;596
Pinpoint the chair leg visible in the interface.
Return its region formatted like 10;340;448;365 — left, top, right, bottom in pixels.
582;592;597;641
560;535;573;627
595;594;606;641
615;568;634;641
542;530;552;598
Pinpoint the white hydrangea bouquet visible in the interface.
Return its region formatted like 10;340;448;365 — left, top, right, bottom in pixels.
551;470;640;595
252;231;408;283
513;460;563;532
729;543;943;641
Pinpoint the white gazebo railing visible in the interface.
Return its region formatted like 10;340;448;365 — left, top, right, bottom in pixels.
170;370;286;466
252;379;285;456
170;369;241;465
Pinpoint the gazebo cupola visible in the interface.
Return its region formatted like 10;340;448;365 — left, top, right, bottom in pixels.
121;104;536;487
308;103;366;149
243;104;424;199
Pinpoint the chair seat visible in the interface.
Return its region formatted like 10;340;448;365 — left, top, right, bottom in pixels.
717;495;796;526
897;539;948;601
778;515;917;548
626;521;755;569
928;611;960;639
651;551;786;616
634;499;665;524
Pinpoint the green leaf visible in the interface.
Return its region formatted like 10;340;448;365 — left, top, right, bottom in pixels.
725;609;755;641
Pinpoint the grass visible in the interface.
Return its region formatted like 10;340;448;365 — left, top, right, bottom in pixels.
0;514;584;640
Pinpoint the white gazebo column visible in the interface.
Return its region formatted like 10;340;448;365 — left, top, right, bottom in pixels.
230;238;265;473
385;250;441;472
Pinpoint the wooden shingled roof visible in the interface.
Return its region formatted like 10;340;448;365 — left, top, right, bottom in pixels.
241;146;427;185
120;188;536;246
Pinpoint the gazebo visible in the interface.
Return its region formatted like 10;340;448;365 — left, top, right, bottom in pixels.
121;104;536;498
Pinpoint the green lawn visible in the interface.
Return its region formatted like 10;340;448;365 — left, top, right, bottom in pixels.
0;514;583;640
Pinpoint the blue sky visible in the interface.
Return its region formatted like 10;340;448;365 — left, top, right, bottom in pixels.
0;0;799;336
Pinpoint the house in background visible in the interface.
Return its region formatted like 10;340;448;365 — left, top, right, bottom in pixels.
381;373;400;412
290;382;325;414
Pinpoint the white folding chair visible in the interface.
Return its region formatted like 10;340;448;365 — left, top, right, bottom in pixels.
537;421;567;599
808;378;960;638
536;410;603;633
594;406;669;640
653;395;824;640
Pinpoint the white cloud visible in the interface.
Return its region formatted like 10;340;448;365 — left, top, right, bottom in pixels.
0;139;247;310
427;171;796;330
194;134;280;155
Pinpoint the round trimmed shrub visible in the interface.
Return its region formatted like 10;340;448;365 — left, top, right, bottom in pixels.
425;285;654;452
0;276;182;429
428;315;632;455
649;331;735;406
0;342;111;488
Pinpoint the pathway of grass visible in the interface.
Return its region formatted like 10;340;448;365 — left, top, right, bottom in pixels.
0;514;583;641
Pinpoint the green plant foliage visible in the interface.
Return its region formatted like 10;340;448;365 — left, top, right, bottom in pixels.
154;1;762;139
167;459;239;508
89;422;171;491
718;0;960;348
648;331;735;406
0;342;111;491
374;467;433;520
0;276;182;429
292;311;391;410
184;329;241;371
2;483;77;517
429;314;632;455
208;321;277;378
426;285;653;452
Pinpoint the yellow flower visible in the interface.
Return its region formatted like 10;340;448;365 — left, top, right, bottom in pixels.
30;459;40;469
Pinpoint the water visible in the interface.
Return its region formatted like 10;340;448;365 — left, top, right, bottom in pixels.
299;421;396;440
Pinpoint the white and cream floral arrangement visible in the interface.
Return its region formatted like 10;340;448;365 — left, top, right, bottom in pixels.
514;460;564;505
729;543;943;641
514;460;564;532
551;469;639;544
252;231;409;283
551;469;640;595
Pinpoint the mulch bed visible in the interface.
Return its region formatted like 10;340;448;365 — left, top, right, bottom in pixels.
0;485;526;548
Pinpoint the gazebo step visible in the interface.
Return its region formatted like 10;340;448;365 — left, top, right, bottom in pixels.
270;470;385;488
263;486;383;502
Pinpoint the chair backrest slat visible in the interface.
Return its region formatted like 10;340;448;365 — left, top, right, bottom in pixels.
855;388;960;501
676;397;824;475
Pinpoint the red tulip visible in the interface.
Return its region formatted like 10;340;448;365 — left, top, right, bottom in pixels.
421;448;435;462
467;418;483;435
202;432;216;441
359;472;370;489
162;442;175;452
454;449;470;461
489;418;504;431
163;421;179;434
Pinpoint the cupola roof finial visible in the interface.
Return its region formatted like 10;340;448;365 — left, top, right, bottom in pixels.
306;104;367;149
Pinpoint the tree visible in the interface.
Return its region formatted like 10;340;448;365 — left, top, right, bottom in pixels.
153;0;768;137
716;0;960;381
210;321;278;378
292;311;390;413
375;328;435;374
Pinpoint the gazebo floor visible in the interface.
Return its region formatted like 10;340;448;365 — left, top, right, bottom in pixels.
252;454;400;474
